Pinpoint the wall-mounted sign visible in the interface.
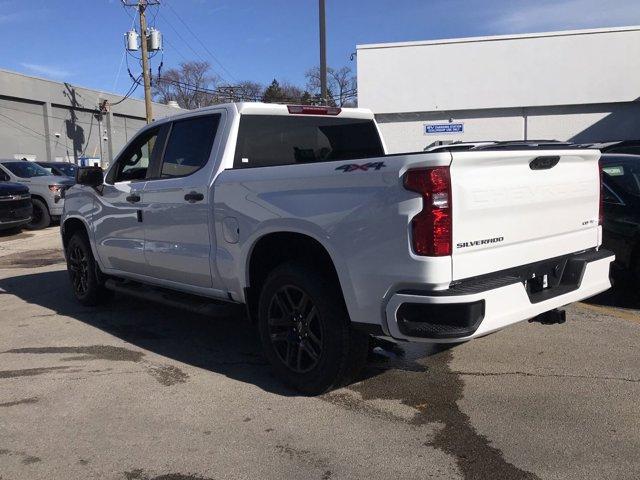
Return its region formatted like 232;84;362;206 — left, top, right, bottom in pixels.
425;123;464;134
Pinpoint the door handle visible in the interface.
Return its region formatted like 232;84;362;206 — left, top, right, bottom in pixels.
184;192;204;203
126;194;141;203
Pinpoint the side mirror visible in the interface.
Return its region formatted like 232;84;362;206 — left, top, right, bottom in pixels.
76;166;104;188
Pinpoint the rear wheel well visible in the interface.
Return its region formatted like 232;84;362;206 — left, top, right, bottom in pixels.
246;232;343;322
62;218;88;250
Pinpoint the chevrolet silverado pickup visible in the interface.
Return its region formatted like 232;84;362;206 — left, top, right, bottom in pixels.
61;103;614;394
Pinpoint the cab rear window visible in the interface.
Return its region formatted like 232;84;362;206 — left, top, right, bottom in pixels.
233;115;384;169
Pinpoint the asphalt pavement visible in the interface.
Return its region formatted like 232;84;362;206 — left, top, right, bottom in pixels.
0;228;638;480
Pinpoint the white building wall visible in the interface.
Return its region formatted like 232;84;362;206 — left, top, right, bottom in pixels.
357;27;640;152
357;27;640;114
376;109;525;153
526;103;640;143
376;102;640;154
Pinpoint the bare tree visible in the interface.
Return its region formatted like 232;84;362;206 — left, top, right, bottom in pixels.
330;66;357;107
305;65;357;106
280;82;306;103
153;61;221;109
234;80;264;101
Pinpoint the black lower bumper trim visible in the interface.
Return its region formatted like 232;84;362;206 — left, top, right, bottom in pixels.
396;300;485;339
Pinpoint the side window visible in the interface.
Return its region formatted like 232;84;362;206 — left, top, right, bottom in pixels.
108;127;161;183
160;115;220;178
0;168;9;181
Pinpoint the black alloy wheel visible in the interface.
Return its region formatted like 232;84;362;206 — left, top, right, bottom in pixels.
68;243;89;297
267;285;324;373
65;232;111;306
257;261;370;395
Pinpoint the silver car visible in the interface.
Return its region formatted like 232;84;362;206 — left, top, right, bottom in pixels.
0;160;74;229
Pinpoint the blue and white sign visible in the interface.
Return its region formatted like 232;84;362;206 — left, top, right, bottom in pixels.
425;123;464;134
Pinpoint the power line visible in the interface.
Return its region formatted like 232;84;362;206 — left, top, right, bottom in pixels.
113;11;138;92
0;115;47;141
0;101;143;131
0;112;48;139
164;1;238;83
157;13;211;67
163;37;190;63
156;76;356;104
156;11;236;86
110;76;143;106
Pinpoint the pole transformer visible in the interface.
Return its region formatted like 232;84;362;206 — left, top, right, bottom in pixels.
122;0;161;123
319;0;327;105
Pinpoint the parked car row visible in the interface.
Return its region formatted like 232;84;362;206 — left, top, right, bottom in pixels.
0;159;75;231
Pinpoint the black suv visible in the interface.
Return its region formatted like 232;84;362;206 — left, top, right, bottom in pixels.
0;181;33;231
600;154;640;278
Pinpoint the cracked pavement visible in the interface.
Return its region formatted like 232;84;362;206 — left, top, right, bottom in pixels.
1;228;639;479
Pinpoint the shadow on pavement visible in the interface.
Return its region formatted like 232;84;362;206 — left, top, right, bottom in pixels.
585;267;640;310
0;268;438;397
0;268;544;479
0;228;33;242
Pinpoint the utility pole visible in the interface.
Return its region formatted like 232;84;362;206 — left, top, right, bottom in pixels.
319;0;327;105
138;0;153;123
122;0;160;123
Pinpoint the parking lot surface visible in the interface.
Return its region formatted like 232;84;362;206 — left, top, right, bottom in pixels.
1;228;639;480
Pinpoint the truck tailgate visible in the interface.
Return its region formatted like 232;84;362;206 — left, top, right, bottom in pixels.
449;149;601;280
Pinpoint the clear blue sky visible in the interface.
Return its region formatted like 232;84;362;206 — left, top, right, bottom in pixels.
1;0;640;98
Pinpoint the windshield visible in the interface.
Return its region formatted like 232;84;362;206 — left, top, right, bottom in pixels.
2;161;51;178
602;161;640;196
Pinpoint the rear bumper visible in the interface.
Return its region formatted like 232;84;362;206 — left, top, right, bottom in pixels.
384;249;615;343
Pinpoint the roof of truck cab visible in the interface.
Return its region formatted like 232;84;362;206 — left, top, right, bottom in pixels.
235;102;375;119
149;102;375;125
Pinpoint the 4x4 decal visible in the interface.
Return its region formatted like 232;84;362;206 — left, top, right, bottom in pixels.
335;161;386;172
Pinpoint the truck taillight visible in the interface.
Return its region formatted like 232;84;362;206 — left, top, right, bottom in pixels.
404;166;452;256
598;160;604;226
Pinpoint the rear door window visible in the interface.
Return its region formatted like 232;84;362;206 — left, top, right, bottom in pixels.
233;115;384;168
160;115;221;178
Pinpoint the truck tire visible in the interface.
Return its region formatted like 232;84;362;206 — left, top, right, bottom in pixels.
66;232;111;306
258;261;369;395
25;198;50;230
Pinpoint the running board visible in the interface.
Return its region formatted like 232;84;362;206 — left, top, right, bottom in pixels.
104;279;240;317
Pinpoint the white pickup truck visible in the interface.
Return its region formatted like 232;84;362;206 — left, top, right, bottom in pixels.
62;103;614;394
